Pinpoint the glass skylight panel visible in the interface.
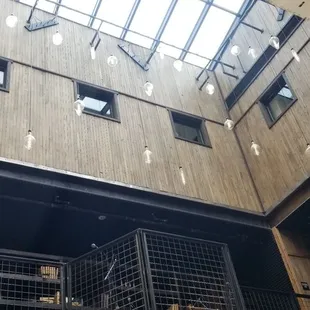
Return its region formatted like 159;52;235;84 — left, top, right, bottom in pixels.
213;0;245;13
186;6;236;67
93;0;135;37
125;0;173;49
19;0;56;13
58;0;97;25
160;0;205;58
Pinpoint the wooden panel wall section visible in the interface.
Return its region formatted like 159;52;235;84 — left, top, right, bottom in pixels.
0;60;262;212
273;228;310;309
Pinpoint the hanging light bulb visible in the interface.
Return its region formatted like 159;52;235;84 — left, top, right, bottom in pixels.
179;167;186;185
107;55;118;67
53;31;63;46
305;144;310;157
144;81;153;97
6;13;18;28
90;46;96;60
224;118;235;131
291;48;300;62
251;140;261;156
248;46;257;59
157;45;165;60
24;130;36;150
231;45;241;56
173;59;183;72
269;36;280;50
74;97;85;116
205;82;215;95
143;146;152;164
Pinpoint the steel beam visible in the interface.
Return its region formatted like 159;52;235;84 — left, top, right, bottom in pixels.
88;0;103;28
179;0;214;61
53;0;62;16
150;0;178;50
120;0;141;40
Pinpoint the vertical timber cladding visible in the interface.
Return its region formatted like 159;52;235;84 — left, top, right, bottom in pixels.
0;0;262;212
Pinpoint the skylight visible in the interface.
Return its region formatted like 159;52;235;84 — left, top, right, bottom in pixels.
19;0;247;68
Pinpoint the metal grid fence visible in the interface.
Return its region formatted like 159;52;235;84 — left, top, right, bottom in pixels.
0;255;63;309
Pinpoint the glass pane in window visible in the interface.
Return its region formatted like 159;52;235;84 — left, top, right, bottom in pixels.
93;0;135;37
213;0;245;13
160;0;205;58
58;0;97;25
175;122;203;144
186;7;235;67
19;0;56;13
125;0;172;48
83;97;107;112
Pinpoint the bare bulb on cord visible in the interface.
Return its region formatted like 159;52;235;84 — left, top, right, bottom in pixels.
24;130;36;150
6;14;18;28
251;140;261;156
144;81;153;97
53;31;63;46
143;146;152;164
305;144;310;157
269;36;280;50
107;55;118;67
173;59;183;72
74;97;85;116
157;45;165;60
179;166;186;185
291;48;300;62
90;46;96;60
248;46;257;59
224;118;234;130
231;45;241;56
205;82;215;95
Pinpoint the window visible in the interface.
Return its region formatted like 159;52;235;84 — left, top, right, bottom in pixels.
0;58;11;92
169;111;211;147
75;82;119;121
259;74;297;127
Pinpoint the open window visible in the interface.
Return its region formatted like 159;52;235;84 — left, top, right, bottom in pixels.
0;57;11;92
169;110;211;147
259;73;297;127
75;81;120;121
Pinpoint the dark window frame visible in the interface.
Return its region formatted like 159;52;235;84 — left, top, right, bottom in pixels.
169;110;211;148
74;80;120;122
0;57;11;93
258;72;297;128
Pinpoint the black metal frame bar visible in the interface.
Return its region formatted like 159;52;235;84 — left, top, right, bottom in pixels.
237;55;247;74
53;0;62;16
221;63;239;80
88;0;102;28
26;0;39;24
118;43;149;71
179;0;214;61
120;0;141;40
198;71;210;91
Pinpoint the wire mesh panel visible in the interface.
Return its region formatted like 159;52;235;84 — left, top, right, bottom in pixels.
241;287;299;310
0;255;63;310
68;232;148;310
141;230;245;310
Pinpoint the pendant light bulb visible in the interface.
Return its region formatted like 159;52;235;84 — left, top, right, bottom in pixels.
144;81;153;97
291;48;300;62
251;140;261;156
305;144;310;157
53;31;63;46
231;45;241;56
24;130;36;150
205;82;215;95
248;46;257;59
179;167;186;185
173;59;183;72
224;118;235;131
269;36;280;50
74;97;85;116
90;46;96;60
6;13;18;28
107;55;118;67
143;146;152;164
158;45;165;60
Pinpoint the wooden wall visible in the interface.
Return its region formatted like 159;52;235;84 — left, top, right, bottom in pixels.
215;1;310;211
0;0;262;212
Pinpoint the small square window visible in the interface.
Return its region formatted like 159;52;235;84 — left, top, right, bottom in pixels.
75;82;119;121
259;74;297;127
0;58;11;92
169;111;211;147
